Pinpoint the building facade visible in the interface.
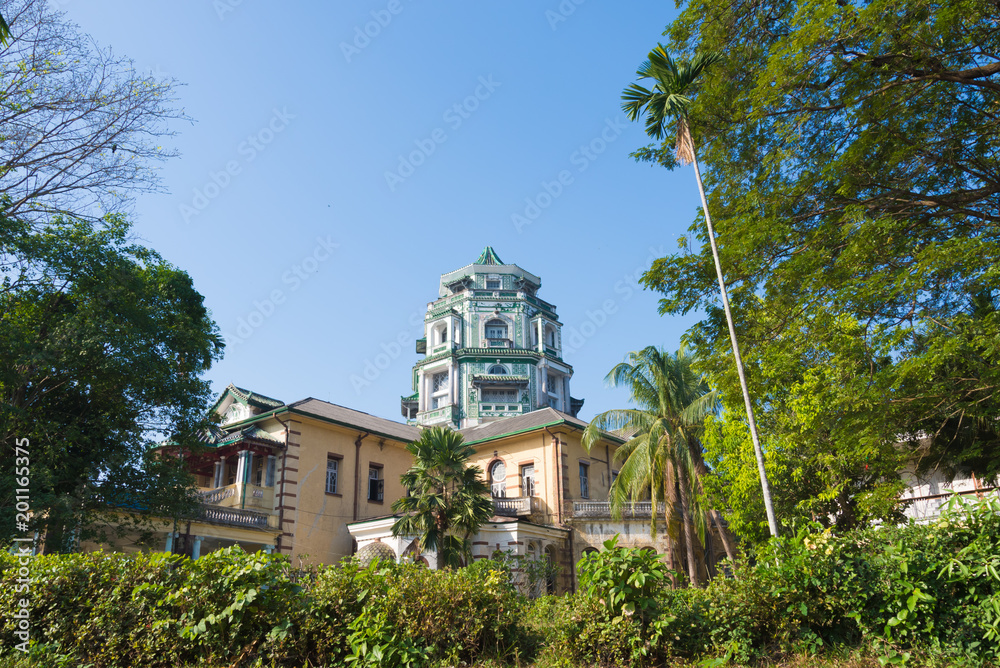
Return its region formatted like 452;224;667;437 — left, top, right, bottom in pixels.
401;247;583;428
84;248;724;590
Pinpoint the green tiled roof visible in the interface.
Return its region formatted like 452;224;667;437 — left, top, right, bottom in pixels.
471;374;530;383
204;425;283;448
229;385;285;409
476;246;504;266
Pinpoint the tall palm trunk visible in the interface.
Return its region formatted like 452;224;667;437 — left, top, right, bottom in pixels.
684;121;779;538
676;467;700;587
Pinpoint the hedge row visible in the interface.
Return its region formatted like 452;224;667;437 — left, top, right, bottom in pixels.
2;495;998;667
546;495;1000;667
0;548;524;667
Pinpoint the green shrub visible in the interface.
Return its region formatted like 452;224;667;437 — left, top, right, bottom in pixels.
3;496;999;667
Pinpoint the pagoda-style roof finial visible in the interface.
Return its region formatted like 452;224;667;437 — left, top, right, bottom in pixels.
476;246;504;266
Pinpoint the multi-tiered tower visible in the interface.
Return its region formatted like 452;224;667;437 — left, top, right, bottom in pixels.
401;247;583;428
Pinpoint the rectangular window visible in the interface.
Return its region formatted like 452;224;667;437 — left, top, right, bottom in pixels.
265;456;276;488
252;454;265;486
326;457;339;494
482;389;517;403
579;463;590;499
521;464;535;497
226;458;237;485
368;465;384;502
430;371;449;410
486;279;501;290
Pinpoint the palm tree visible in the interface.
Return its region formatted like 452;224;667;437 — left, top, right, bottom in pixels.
621;45;779;538
391;426;493;569
582;346;728;586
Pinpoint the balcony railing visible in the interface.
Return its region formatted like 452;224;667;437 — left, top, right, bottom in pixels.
479;403;523;417
572;501;666;518
199;486;236;504
198;484;273;510
493;496;540;517
200;505;275;529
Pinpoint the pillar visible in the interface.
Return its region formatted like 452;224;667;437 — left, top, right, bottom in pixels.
235;450;247;485
449;359;456;406
213;459;224;488
418;370;426;412
164;531;176;553
264;544;274;554
192;535;204;560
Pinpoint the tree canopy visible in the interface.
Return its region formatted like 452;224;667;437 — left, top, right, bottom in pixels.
583;346;729;585
635;0;1000;536
0;214;224;548
391;427;493;569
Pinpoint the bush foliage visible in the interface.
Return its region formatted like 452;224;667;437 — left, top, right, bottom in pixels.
1;495;998;667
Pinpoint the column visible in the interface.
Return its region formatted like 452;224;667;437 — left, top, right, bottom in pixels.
541;364;549;406
449;359;456;406
264;544;274;554
418;370;426;412
235;450;247;485
537;319;544;353
192;535;204;560
164;531;176;553
213;460;223;488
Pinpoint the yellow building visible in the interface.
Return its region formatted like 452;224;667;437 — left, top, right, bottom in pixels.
96;249;723;591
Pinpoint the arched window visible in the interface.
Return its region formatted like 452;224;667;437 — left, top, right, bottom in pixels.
489;460;506;498
546;326;556;347
488;364;508;375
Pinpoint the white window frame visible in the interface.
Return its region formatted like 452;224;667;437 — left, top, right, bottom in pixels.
430;370;450;409
368;465;384;502
490;460;507;498
326;457;339;494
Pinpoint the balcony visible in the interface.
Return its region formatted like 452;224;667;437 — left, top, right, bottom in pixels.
572;501;666;518
417;404;457;425
198;484;274;511
199;505;277;530
478;402;524;418
493;496;541;517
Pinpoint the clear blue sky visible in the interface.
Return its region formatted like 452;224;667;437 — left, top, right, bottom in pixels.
62;1;705;423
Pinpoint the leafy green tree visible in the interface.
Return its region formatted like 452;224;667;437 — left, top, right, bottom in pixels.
634;0;1000;534
582;346;730;586
391;426;493;569
622;46;779;538
0;214;224;549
